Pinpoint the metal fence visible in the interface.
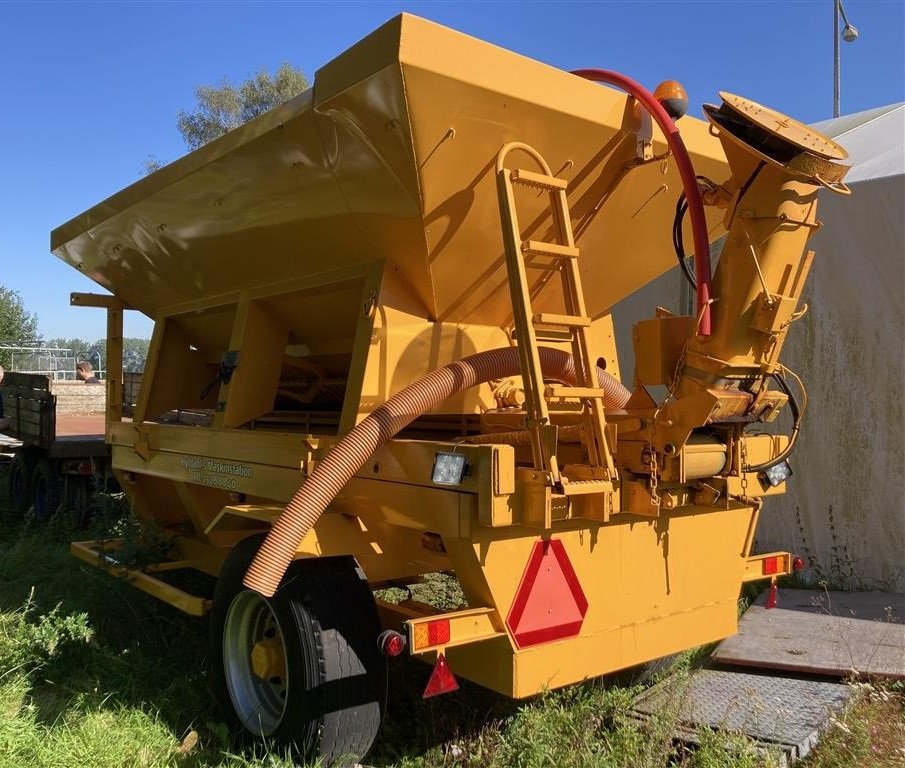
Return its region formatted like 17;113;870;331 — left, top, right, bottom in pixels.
0;345;105;381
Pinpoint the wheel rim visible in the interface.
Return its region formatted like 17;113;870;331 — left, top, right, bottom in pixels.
223;590;290;736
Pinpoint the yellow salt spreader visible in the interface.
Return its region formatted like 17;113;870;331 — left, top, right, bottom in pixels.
52;14;849;766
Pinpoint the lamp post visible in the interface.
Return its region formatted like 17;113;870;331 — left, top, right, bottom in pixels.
834;0;860;118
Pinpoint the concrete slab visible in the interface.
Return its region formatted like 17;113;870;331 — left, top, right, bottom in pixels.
713;589;905;679
632;669;853;764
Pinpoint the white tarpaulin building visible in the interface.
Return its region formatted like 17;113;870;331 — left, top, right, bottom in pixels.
760;103;905;590
612;103;905;590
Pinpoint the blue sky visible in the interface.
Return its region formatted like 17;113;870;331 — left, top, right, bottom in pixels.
1;0;902;342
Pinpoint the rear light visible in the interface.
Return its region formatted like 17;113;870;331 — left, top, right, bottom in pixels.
792;556;806;571
413;619;450;651
762;555;780;575
377;630;406;657
422;653;459;699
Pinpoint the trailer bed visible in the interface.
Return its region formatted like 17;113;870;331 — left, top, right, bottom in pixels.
50;414;107;458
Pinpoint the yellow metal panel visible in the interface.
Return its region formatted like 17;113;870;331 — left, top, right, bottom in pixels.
442;502;756;695
219;297;286;427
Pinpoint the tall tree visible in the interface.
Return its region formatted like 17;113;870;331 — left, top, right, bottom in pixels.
176;63;309;150
0;287;39;368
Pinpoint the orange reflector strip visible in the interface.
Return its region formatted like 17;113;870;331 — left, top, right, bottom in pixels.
422;652;459;699
413;618;451;651
762;556;780;575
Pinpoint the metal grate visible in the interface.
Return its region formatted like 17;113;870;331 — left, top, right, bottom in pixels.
633;668;853;763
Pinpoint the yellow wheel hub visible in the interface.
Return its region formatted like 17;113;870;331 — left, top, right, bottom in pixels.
250;636;285;680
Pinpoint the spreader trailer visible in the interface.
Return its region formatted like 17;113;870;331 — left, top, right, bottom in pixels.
53;14;848;766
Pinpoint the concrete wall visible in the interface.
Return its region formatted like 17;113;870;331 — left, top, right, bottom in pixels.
51;380;106;415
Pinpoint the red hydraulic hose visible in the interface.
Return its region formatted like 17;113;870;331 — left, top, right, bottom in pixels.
243;347;631;597
571;68;713;336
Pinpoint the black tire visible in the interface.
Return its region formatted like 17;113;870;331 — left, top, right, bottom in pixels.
7;452;31;514
31;458;61;521
209;534;385;767
65;476;93;525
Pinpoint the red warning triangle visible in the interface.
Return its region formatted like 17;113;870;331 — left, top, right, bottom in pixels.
422;653;459;699
506;539;588;648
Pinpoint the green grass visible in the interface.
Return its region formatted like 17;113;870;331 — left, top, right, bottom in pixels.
0;466;899;768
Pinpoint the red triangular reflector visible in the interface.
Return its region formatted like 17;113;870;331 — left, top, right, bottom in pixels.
506;539;588;648
422;653;459;699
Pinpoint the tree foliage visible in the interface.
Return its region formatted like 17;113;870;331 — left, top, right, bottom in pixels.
47;337;150;373
141;154;164;176
176;62;309;150
0;287;39;368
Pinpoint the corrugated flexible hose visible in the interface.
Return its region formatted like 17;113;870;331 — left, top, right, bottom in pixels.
244;346;631;596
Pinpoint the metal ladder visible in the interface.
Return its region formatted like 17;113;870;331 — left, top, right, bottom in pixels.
495;142;616;497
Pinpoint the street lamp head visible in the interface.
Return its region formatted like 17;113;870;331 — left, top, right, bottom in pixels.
842;23;859;43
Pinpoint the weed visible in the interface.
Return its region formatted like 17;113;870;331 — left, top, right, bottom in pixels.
686;727;781;768
0;590;93;679
99;513;177;570
377;572;466;612
795;504;860;590
803;682;905;768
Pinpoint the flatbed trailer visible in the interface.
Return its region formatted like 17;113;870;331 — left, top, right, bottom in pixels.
49;14;849;767
2;371;112;518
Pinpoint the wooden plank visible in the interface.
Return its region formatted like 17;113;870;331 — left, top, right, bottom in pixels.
713;589;905;679
8;409;49;424
5;399;50;415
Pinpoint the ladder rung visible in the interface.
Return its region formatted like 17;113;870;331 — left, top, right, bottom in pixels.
545;386;607;400
522;241;579;260
511;168;568;191
534;330;574;343
559;479;611;496
512;327;573;343
533;313;591;328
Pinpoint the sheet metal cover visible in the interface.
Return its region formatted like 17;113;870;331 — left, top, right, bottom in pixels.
713;589;905;679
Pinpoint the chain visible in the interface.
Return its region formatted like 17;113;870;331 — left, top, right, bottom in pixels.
740;441;749;502
648;447;660;505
